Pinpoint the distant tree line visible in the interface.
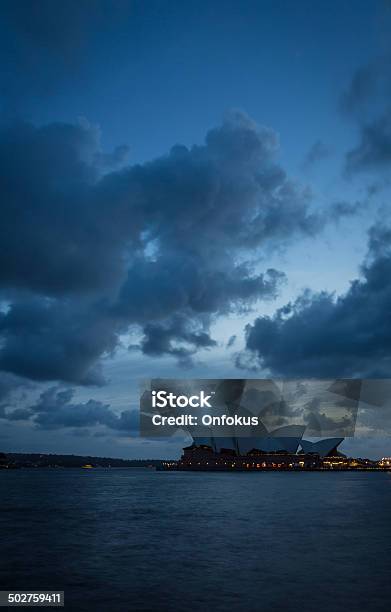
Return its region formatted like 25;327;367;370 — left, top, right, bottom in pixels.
4;453;167;468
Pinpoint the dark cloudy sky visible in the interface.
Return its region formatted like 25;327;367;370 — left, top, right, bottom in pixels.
1;0;391;459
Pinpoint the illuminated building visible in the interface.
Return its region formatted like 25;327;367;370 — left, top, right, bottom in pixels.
169;429;356;470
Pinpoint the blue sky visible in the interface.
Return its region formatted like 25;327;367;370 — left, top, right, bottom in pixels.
25;1;383;166
1;0;391;459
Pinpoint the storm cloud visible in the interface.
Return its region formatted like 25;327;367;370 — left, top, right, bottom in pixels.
0;111;345;384
1;386;138;434
241;224;391;378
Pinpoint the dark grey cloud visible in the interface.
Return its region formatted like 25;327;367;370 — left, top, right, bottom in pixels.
1;386;138;434
346;109;391;174
240;224;391;378
342;56;391;176
0;120;129;296
0;297;119;385
0;373;21;405
0;372;32;411
5;407;32;421
140;315;216;367
0;111;350;384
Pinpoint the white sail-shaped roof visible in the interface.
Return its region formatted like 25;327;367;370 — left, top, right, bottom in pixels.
300;438;344;456
268;425;305;453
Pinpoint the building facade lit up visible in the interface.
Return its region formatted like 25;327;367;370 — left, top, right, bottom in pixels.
159;427;385;470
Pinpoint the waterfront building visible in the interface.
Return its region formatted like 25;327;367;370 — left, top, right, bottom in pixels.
174;429;348;470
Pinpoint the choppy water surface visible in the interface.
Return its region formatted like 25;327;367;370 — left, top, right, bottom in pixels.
1;469;391;612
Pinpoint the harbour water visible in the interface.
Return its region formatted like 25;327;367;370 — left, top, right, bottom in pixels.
1;469;391;611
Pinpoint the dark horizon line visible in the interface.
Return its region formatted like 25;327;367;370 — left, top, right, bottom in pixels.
2;451;170;465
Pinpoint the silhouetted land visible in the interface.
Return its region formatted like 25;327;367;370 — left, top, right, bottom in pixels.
2;452;166;468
